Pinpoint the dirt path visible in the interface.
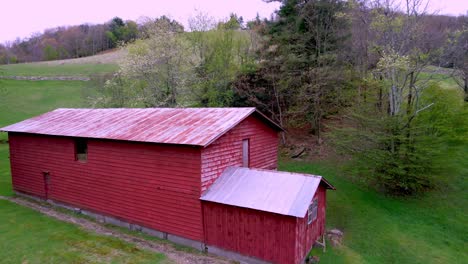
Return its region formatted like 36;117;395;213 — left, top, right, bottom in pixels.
0;196;231;264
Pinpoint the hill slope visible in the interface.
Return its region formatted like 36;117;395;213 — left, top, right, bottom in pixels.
0;49;123;76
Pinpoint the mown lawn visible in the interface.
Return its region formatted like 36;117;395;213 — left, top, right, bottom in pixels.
0;63;118;76
0;200;166;263
0;144;12;196
280;143;467;264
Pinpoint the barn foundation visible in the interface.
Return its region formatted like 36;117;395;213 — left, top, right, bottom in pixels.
14;191;206;251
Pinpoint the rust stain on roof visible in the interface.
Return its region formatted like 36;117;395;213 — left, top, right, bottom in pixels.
200;167;335;217
1;108;281;147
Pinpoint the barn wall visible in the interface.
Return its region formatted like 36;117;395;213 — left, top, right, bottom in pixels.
200;115;278;192
8;132;203;241
202;201;297;264
294;185;327;263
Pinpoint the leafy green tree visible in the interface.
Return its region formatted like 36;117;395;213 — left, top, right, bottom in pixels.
331;0;467;194
333;83;466;194
43;44;59;60
122;20;139;42
116;18;193;107
188;12;255;106
443;27;468;100
236;0;350;140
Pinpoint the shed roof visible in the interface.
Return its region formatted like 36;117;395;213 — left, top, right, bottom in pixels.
200;167;335;218
0;108;282;147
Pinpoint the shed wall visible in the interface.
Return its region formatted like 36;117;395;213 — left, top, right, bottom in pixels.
201;115;278;192
8;132;203;240
294;185;327;263
202;201;297;264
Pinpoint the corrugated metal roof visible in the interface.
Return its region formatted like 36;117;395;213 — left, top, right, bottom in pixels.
200;167;335;218
0;108;281;147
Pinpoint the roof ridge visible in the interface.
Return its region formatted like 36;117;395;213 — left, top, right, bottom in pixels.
1;107;279;147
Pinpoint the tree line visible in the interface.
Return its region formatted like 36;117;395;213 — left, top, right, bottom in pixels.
0;16;185;64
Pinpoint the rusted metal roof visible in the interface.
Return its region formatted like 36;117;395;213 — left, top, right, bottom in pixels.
1;108;282;147
200;167;335;218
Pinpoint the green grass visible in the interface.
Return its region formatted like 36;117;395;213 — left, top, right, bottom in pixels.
0;63;118;76
0;200;166;264
420;66;460;90
280;144;467;264
0;79;90;141
0;144;12;196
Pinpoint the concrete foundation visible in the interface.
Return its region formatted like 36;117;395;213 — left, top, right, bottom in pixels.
14;192;206;250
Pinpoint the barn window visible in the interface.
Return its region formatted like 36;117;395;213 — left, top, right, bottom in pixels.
242;139;250;167
75;138;87;162
308;198;318;224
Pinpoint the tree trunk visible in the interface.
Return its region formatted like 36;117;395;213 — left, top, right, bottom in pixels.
464;75;468;101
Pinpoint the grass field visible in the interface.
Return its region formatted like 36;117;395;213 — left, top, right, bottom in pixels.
0;79;92;141
0;200;166;263
0;63;118;76
0;49;121;76
0;61;466;263
281;151;467;264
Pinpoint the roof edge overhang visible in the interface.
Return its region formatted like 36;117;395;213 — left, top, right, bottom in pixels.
320;177;336;190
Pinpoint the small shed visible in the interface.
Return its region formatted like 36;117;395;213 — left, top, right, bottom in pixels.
201;166;335;264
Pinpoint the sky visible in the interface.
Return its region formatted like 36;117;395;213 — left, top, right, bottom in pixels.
0;0;281;43
0;0;466;43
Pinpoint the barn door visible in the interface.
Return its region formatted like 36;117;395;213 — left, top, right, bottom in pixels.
42;171;50;200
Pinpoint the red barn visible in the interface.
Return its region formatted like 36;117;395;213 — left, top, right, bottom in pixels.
1;107;335;264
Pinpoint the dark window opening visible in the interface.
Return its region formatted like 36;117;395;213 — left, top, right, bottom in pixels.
242;139;250;167
308;198;318;224
75;138;87;162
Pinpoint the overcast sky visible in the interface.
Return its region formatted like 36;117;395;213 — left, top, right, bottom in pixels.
0;0;466;43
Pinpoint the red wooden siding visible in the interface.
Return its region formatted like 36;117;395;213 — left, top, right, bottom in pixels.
294;185;327;264
203;201;298;264
8;132;203;240
201;116;278;192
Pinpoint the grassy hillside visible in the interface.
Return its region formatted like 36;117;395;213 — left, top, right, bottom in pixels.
0;49;121;76
281;151;467;264
0;79;90;141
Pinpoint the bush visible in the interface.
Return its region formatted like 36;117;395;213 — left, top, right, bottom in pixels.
332;83;466;195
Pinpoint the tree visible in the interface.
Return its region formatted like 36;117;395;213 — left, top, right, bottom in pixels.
240;0;350;141
331;0;465;194
187;12;256;107
116;17;193;107
443;25;468;100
